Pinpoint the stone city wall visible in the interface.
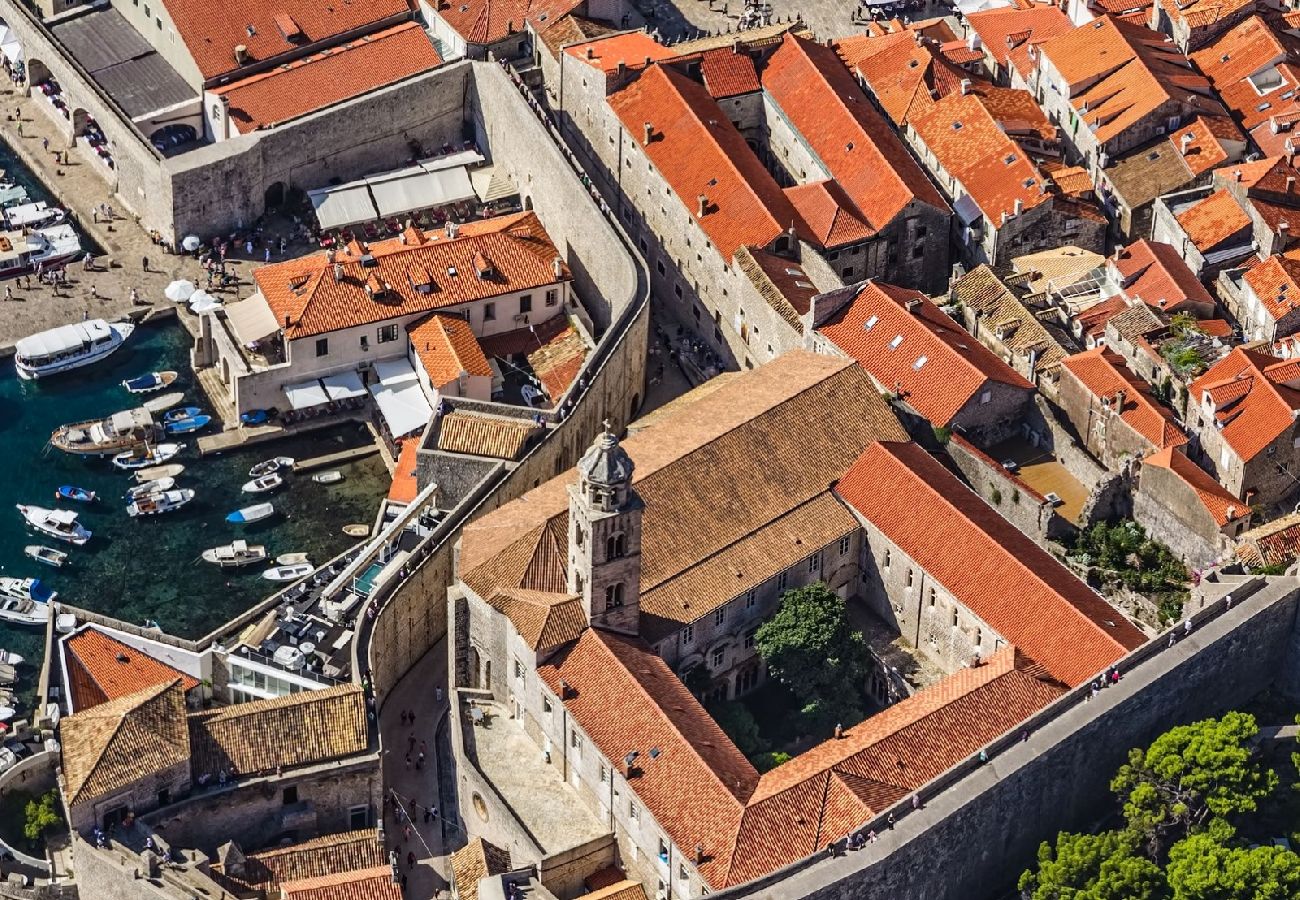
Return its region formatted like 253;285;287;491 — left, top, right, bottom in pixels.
945;436;1068;545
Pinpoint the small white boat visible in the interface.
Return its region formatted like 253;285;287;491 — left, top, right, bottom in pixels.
113;442;183;470
201;539;267;567
24;545;67;568
126;488;195;517
0;649;25;666
249;456;294;478
342;524;369;538
142;392;185;414
14;318;132;380
312;470;344;484
242;472;284;494
134;462;184;483
0;578;54;626
227;502;275;524
276;552;310;566
122;370;179;394
126;477;175;499
0;708;14;724
263;563;314;582
17;504;91;545
4;200;64;229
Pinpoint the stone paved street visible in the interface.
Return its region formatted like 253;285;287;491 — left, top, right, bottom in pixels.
642;0;954;44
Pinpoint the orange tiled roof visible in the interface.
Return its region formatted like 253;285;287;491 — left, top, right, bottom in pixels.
783;180;874;249
1111;238;1215;314
609;64;808;261
1243;251;1300;323
407;312;493;389
211;831;386;896
162;0;411;81
700;47;761;97
64;627;199;712
1167;115;1241;176
526;320;588;400
762;33;949;232
840;32;972;126
1061;347;1188;449
965;3;1073;68
215;23;441;132
816;281;1033;427
837;441;1145;686
1174;188;1252;252
1155;0;1253;30
565;31;677;74
734;247;819;329
1191;17;1300;153
387;439;420;504
436;0;583;47
281;866;402;900
1075;294;1129;339
940;40;986;65
487;587;587;651
537;14;615;58
255;212;568;340
1046;163;1095;195
1191;346;1300;461
1142;446;1249;526
437;411;540;460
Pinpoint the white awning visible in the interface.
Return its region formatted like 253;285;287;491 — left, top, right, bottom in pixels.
320;369;366;400
954;194;983;227
224;295;281;344
418;149;484;172
367;166;474;218
283;379;330;410
368;358;432;437
309;184;378;231
1;30;22;66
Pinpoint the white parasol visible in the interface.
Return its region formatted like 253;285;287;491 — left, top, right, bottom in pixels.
188;290;222;315
181;235;202;252
164;279;195;302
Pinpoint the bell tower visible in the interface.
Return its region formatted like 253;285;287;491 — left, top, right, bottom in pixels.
567;423;642;636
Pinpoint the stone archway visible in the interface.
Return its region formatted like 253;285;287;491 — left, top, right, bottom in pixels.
264;181;287;212
25;57;50;91
71;106;90;137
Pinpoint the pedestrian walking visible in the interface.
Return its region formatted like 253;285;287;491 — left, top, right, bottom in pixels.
409;711;416;726
1184;618;1193;636
435;686;443;703
41;136;48;152
407;851;415;870
142;255;149;272
401;710;408;725
3;286;10;302
423;807;431;823
129;287;139;305
401;873;408;891
15;121;20;137
416;751;425;770
264;247;270;263
405;754;411;771
90;285;99;300
244;239;253;255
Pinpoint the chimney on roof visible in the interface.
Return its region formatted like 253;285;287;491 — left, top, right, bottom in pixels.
643;121;653;146
1111;388;1125;411
967;32;981;52
447;220;459;239
697;194;708;217
553;256;564;279
960;78;972;95
913;29;924;46
586;46;595;59
905;297;923;313
1180;132;1193;155
1014;198;1024;216
216;93;231;141
234;44;250;66
1234;169;1243;182
695;843;705;864
1289;175;1297;192
333;263;343;283
617;61;626;77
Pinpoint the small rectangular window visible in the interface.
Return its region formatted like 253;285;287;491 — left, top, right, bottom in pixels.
520;295;532;313
546;288;559;306
282;786;299;805
630;801;640;821
315;338;328;357
744;628;756;649
377;323;399;343
359;335;369;351
745;589;757;608
839;535;851;555
808;553;821;573
681;623;694;644
714;606;726;626
349;805;369;829
514;660;524;679
484;302;496;321
712;647;725;667
777;569;788;591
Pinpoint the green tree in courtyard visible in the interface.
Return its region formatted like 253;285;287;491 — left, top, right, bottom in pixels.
23;789;61;844
754;583;870;732
1111;712;1276;856
1018;830;1165;900
1166;823;1300;900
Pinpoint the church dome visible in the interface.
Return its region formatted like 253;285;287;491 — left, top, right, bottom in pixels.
578;425;634;487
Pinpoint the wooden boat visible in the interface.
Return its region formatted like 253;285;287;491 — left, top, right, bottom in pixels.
226;502;275;524
126;477;175;499
161;407;201;424
164;415;211;435
276;552;310;566
122;370;179;394
54;485;95;503
126;488;195;517
312;470;344;484
242;472;284;494
17;504;91;545
134;463;184;483
342;524;370;538
112;442;183;470
142;391;185;414
0;578;54;625
24;545;67;568
202;539;267;567
263;563;314;582
249;456;294;478
49;407;157;456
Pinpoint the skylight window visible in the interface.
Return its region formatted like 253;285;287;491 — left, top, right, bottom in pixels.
1004;153;1017;165
889;334;904;349
913;355;928;370
795;280;815;289
864;315;879;331
952;121;964;131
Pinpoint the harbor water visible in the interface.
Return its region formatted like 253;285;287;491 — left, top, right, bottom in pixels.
0;321;391;670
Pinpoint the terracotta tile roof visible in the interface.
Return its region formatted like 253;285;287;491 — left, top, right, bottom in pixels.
1243;251;1300;323
189;684;368;779
255;212;568;340
487;587;587;651
477;313;567;358
1111;238;1215;314
1174;189;1252;252
1167;115;1242;176
450;838;512;900
162;0;411;81
968;80;1057;143
1075;295;1129;339
1190;346;1300;461
1100;140;1195;210
762;34;950;231
538;14;615;58
610;64;808;261
638;491;859;643
408;312;493;389
460;352;908;605
434;0;583;47
949;265;1069;375
1106;302;1165;345
1155;0;1253;30
965;4;1073;68
387;438;420;504
1013;245;1105;296
734;247;819;332
940;40;985;65
281;866;402;900
837;31;967;126
910;90;1048;223
1142;446;1249;526
585;881;647;900
527;320;588;400
837;442;1146;685
1217;156;1300;235
1236;509;1300;566
565;31;677;74
783;181;875;250
1191;17;1300;151
1046;163;1095;196
214;23;441;132
700;47;761;97
1191;14;1292;85
212;830;385;895
815;281;1033;428
63;627;199;712
61;680;190;807
436;410;540;460
1200;317;1235;338
1061;347;1188;449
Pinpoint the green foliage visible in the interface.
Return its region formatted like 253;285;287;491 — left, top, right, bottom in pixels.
751;751;792;772
1069;521;1190;613
708;702;764;757
933;425;952;445
1169;313;1202;338
755;583;869;732
1019;830;1164;900
23;790;61;844
1167;826;1300;900
991;487;1003;505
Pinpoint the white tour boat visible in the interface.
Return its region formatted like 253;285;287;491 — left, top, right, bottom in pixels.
201;539;267;567
15;318;134;380
126;477;176;499
49;407;157;456
0;224;81;281
126;487;196;517
24;545;67;568
17;504;91;545
249;456;294;478
3;201;65;230
0;578;55;626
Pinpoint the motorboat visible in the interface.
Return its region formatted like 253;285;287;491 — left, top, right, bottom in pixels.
0;184;29;208
17;504;90;545
127;488;195;517
240;409;269;426
277;552;310;566
242;472;283;494
112;442;183;470
312;470;344;484
3;201;64;230
263;563;314;582
142;392;185;414
161;407;201;424
164;415;211;436
50;407;157;456
0;223;81;282
24;545;67;568
226;502;275;524
201;539;267;567
122;371;179;394
54;485;95;503
249;457;294;478
126;477;175;499
134;463;184;482
15;318;133;380
0;578;55;626
0;649;25;666
342;524;369;538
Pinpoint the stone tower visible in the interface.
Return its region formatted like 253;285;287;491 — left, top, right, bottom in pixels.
567;423;643;636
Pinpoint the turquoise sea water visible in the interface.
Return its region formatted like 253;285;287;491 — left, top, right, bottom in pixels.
0;323;390;669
